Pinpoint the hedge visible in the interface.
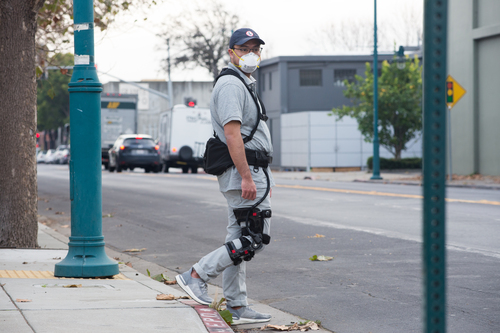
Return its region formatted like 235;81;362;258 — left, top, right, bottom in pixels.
367;156;422;170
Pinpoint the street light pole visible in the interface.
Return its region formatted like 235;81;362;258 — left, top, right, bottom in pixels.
55;0;118;277
167;38;174;109
371;0;382;180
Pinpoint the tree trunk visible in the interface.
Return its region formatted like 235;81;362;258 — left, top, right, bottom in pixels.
0;0;45;247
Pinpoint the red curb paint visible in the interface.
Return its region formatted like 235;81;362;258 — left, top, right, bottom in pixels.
181;300;233;332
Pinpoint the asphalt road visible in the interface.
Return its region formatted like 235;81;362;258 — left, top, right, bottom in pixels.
37;164;500;333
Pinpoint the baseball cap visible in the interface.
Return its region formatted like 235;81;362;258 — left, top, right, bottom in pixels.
229;28;265;49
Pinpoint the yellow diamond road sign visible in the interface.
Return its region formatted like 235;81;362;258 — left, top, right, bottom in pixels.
446;75;466;109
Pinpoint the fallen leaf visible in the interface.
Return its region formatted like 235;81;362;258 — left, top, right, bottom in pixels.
16;299;32;302
102;214;113;218
261;321;320;331
156;294;176;300
55;212;65;215
125;262;133;268
218;309;233;325
261;324;294;331
63;284;82;288
60;224;69;228
164;280;177;285
124;248;146;252
313;234;325;238
300;321;320;331
309;255;333;261
52;257;61;260
156;294;189;300
22;262;28;264
113;257;120;261
46;207;52;211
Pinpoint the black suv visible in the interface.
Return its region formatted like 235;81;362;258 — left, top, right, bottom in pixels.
108;134;161;173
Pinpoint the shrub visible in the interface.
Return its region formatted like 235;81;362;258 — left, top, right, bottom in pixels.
367;156;422;170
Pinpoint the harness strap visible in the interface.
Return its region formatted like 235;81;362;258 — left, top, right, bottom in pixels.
213;68;267;143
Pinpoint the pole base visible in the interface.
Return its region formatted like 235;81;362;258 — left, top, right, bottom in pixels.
54;236;119;278
370;175;383;180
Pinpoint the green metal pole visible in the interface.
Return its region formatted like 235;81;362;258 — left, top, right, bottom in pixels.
423;0;447;332
55;0;118;277
371;0;382;180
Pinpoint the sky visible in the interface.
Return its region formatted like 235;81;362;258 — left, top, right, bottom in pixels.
92;0;423;83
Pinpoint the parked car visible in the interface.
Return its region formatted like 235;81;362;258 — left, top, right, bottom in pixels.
54;145;70;164
44;149;57;164
108;134;161;173
36;150;47;163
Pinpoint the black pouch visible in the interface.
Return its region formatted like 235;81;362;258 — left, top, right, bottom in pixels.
203;136;234;176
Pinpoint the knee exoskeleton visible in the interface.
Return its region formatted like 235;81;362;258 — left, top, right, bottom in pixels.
225;207;272;265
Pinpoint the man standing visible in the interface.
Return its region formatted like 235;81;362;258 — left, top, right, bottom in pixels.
175;28;275;325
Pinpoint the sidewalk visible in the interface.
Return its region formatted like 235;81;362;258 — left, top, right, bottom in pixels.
271;169;500;190
1;224;332;333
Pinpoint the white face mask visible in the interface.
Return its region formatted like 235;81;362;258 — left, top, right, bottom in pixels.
233;51;261;73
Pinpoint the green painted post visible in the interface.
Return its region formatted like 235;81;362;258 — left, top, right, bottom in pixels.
54;0;119;277
423;0;447;332
371;0;382;180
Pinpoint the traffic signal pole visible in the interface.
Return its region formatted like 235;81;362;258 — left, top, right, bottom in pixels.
55;0;118;277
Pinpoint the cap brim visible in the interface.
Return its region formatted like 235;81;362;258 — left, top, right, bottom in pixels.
232;37;265;48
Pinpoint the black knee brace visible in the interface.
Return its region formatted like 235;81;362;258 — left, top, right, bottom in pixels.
225;236;254;266
225;207;272;265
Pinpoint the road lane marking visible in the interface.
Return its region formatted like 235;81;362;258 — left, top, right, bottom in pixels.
275;184;500;206
110;173;499;206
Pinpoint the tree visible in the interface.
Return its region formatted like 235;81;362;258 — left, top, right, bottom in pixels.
36;0;156;76
158;0;240;79
313;3;423;54
313;19;393;54
330;56;422;160
1;0;155;248
0;1;45;248
37;53;73;132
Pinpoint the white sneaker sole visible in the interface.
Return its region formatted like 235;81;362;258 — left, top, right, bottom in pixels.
175;274;212;306
231;317;271;325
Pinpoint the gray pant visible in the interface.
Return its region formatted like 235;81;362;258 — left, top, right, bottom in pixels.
193;188;271;307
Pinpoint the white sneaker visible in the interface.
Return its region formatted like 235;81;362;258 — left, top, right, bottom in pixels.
227;305;271;325
175;268;213;305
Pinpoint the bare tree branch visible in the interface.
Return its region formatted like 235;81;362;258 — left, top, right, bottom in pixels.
158;0;241;80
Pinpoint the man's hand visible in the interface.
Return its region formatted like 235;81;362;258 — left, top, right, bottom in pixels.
241;177;257;200
224;121;257;200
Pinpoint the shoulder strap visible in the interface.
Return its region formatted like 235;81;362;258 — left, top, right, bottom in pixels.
214;68;267;144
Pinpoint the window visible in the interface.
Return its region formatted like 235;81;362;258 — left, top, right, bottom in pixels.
334;69;356;86
123;138;155;147
269;72;272;90
300;69;322;86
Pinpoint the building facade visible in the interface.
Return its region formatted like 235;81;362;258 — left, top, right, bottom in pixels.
103;81;213;139
447;0;500;176
256;54;422;169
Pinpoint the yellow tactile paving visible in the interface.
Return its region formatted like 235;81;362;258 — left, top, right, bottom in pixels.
0;270;129;280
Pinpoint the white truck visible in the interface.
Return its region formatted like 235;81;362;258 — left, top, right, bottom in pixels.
158;104;213;173
100;93;138;169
